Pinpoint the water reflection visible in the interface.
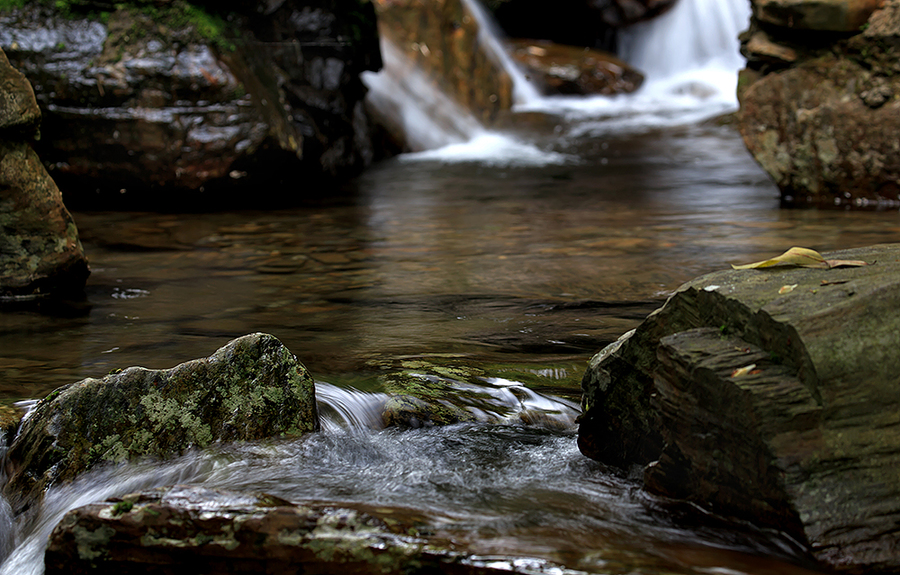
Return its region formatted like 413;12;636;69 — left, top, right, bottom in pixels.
2;124;899;403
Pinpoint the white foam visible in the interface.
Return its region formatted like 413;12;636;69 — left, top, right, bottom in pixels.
399;132;576;167
364;0;752;162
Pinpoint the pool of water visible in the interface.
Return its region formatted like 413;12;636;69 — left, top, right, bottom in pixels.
1;122;898;574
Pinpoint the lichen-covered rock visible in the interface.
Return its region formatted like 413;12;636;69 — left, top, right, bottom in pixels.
0;47;39;136
738;0;900;208
0;47;89;298
43;485;515;575
578;243;900;573
0;0;381;207
4;333;318;517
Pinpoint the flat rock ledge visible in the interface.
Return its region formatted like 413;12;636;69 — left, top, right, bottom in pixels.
578;243;900;574
44;485;557;575
3;333;318;518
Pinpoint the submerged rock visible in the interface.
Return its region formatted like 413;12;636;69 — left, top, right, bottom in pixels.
0;1;381;208
578;243;900;573
4;333;318;517
738;0;900;208
378;361;579;430
0;47;89;298
43;485;556;575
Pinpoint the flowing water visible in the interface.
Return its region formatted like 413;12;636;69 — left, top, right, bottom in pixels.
2;0;900;573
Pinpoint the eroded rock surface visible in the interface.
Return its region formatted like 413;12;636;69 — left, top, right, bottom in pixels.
0;47;89;298
579;244;900;573
4;333;318;517
738;0;900;208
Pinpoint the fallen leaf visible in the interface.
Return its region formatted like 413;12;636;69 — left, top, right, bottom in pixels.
778;284;798;294
825;259;869;268
732;247;827;270
820;279;849;286
731;364;757;378
732;247;869;270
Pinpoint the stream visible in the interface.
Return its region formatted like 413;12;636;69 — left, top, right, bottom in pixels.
3;0;900;573
4;120;898;575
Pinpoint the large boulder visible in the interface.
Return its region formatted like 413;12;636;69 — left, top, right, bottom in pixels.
43;485;557;575
579;244;900;573
0;47;89;298
738;0;900;208
3;333;319;517
0;0;381;208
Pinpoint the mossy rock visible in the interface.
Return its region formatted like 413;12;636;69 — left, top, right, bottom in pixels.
3;333;318;516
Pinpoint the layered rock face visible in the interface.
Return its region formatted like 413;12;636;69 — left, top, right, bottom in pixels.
0;0;381;208
0;47;89;298
578;244;900;573
738;0;900;208
3;333;319;517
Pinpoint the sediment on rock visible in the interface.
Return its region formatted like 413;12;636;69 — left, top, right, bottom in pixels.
3;333;319;517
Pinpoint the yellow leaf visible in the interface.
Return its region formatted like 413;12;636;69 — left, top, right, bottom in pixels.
731;364;757;378
825;259;869;268
732;247;828;270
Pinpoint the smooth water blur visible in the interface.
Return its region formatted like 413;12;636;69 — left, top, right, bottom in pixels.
1;394;822;575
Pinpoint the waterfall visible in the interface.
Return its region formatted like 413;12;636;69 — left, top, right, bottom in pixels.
363;0;751;157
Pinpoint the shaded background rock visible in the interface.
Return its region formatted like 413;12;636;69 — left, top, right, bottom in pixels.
508;39;644;95
579;244;900;573
488;0;676;51
3;333;318;518
0;0;381;209
738;0;900;208
0;47;89;299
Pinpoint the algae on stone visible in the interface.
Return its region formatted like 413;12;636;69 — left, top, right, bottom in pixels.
3;333;318;516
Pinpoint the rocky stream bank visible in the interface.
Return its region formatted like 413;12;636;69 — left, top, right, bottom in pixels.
739;0;900;208
579;243;900;574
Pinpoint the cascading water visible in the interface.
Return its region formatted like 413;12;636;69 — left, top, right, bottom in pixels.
363;0;752;159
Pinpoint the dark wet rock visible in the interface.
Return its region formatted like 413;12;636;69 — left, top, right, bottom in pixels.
578;243;900;573
738;0;900;208
0;1;381;208
754;0;883;32
489;0;676;50
44;484;559;575
4;333;318;517
509;40;643;95
0;47;89;299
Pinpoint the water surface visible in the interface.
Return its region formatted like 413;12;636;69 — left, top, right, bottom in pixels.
1;123;898;575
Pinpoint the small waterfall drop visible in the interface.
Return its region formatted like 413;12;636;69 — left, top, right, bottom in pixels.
364;0;751;158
